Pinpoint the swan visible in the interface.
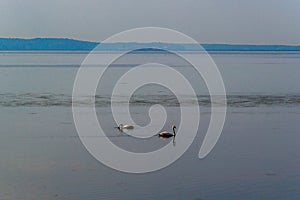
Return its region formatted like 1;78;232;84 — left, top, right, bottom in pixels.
117;124;134;130
159;125;176;138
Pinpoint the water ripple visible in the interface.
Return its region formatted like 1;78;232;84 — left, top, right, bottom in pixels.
0;93;300;107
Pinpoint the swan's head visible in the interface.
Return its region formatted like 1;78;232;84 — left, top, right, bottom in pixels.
118;124;124;129
172;125;177;136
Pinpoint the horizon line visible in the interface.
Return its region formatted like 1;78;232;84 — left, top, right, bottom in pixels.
0;37;299;46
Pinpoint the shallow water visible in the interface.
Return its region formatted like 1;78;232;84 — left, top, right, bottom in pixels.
0;106;299;200
0;51;299;200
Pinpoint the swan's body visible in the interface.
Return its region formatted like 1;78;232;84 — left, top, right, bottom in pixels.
117;124;134;130
159;125;176;138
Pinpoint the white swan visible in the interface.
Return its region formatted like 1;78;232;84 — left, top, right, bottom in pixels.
117;124;134;130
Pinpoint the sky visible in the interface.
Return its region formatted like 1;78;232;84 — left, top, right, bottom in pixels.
0;0;299;44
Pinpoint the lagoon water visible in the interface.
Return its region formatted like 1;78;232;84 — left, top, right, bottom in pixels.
0;51;299;200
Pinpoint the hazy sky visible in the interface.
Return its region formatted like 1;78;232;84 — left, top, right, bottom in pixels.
0;0;299;44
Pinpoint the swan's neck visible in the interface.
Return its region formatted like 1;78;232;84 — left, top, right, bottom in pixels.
173;127;176;135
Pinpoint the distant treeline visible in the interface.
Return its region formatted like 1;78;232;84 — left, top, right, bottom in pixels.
0;38;299;51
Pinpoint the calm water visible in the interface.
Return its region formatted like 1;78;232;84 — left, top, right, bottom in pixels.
0;51;299;200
